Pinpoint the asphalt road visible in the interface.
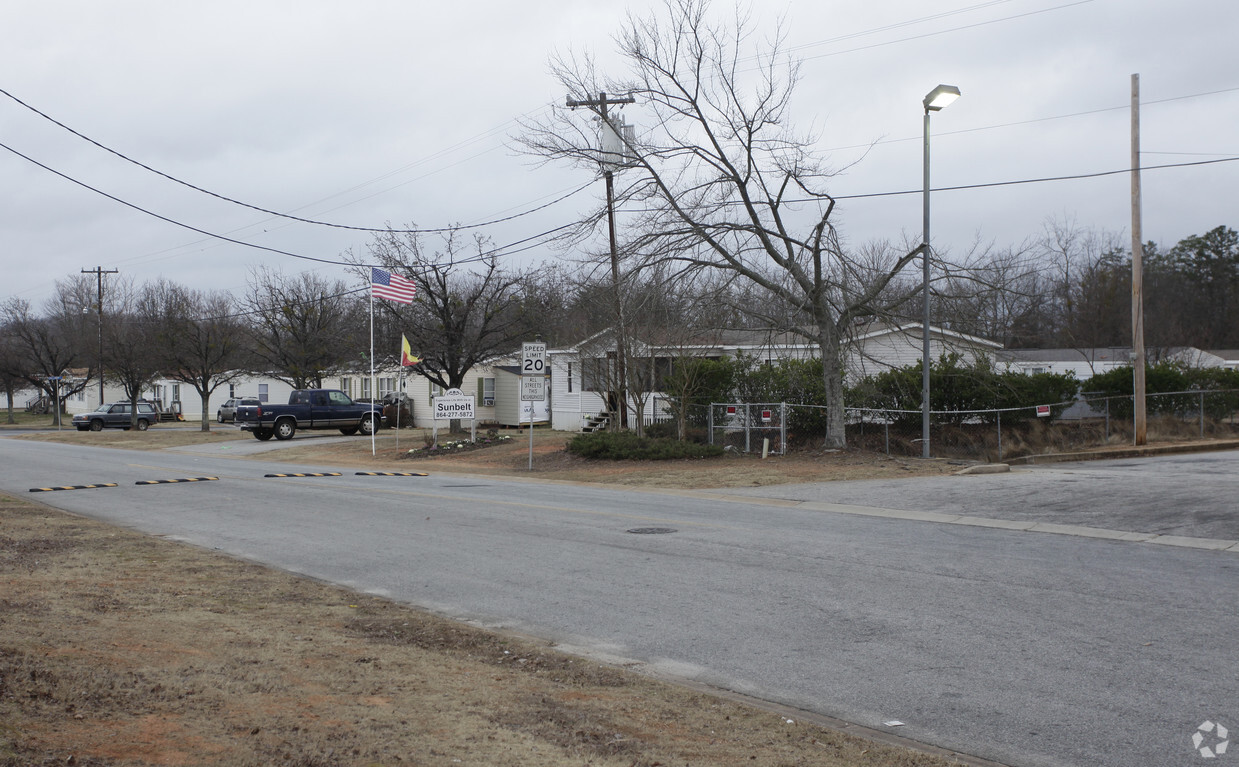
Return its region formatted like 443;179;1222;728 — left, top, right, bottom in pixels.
1;437;1235;767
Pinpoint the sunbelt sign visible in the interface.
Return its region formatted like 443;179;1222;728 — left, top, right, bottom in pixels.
433;388;475;421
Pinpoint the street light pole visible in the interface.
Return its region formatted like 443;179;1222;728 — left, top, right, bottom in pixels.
921;84;960;460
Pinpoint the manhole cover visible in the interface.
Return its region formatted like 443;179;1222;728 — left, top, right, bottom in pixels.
626;527;678;535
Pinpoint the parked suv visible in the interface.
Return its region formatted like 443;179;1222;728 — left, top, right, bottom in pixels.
217;397;260;423
72;402;159;432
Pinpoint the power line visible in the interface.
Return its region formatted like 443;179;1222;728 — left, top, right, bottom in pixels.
616;156;1239;213
0;138;575;270
830;156;1239;202
786;0;1022;54
797;0;1095;63
825;85;1239;153
0;87;580;234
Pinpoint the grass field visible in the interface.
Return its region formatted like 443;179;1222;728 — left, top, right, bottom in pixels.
0;492;969;767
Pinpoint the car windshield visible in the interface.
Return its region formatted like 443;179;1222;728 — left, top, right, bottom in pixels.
93;404;111;413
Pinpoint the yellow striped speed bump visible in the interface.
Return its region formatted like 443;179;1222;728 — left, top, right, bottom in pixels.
354;471;429;477
135;477;219;485
29;483;119;493
263;472;343;478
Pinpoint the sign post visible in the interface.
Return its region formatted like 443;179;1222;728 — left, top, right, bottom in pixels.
521;341;547;470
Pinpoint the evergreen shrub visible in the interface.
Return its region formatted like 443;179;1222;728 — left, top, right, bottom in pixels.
567;430;725;460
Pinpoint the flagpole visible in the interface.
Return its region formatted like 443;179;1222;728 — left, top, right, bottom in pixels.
395;368;403;450
369;281;376;457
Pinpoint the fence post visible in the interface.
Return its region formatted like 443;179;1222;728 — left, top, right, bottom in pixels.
1105;398;1110;441
745;404;751;454
781;403;787;455
884;419;890;456
997;410;1002;461
708;403;714;446
1200;391;1205;439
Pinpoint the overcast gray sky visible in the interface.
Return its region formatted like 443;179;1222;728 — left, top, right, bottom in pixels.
2;0;1236;307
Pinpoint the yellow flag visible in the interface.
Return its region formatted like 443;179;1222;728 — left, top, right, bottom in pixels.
401;334;421;366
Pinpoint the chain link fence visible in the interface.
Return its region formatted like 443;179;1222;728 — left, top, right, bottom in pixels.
707;403;789;455
701;389;1239;461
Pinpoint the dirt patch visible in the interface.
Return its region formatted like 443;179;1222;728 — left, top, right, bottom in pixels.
0;495;966;767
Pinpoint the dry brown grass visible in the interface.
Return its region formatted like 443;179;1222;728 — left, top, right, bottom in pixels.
0;495;969;767
9;425;249;450
264;428;963;488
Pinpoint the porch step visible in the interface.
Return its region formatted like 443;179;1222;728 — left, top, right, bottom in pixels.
581;413;610;433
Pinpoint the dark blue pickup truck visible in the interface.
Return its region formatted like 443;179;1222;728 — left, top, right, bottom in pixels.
236;389;384;441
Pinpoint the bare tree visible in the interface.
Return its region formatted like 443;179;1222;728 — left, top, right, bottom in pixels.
244;268;361;389
1;287;91;424
520;0;921;446
363;229;532;393
0;321;26;424
142;280;249;431
100;279;163;428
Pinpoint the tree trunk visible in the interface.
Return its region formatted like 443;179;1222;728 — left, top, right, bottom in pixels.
200;398;211;431
816;326;847;449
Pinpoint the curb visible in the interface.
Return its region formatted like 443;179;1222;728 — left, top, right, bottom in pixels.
1007;439;1239;465
954;463;1010;475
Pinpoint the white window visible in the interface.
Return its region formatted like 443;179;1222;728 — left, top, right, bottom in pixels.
379;377;395;398
361;378;371;399
259;384;269;403
228;383;236;398
341;377;353;398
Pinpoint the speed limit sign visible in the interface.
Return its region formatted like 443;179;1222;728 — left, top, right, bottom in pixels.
521;342;547;401
522;342;546;375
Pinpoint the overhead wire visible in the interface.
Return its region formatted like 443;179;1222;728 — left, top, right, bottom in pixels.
0;138;576;272
3;0;1231;314
0;86;581;235
795;0;1095;63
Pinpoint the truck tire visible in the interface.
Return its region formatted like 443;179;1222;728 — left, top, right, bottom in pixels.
90;419;104;432
274;419;296;441
135;419;150;431
253;429;273;441
358;415;376;437
339;426;358;436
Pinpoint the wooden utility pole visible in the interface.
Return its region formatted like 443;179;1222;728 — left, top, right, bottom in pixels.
81;266;118;408
566;92;636;429
1130;74;1147;445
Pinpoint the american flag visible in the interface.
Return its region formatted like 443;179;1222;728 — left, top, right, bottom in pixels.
371;267;417;304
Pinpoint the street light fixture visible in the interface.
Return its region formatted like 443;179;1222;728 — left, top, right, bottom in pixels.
921;84;959;459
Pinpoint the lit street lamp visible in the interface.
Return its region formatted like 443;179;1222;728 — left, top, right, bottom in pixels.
921;84;960;459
